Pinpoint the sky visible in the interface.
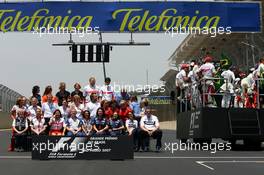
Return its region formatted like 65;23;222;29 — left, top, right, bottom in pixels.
0;0;188;97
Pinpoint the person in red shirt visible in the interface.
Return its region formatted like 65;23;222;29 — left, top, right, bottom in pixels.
118;100;132;122
103;100;114;119
49;109;66;136
42;85;58;104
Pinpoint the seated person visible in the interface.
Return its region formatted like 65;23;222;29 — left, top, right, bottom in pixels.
125;111;140;151
31;108;47;135
49;109;66;136
140;107;162;152
12;109;28;152
91;107;109;136
82;110;93;136
66;108;83;136
109;112;125;136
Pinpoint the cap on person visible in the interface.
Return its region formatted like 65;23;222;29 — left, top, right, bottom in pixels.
181;64;189;69
203;56;213;63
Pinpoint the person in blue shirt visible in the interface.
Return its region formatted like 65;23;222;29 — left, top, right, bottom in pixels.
109;112;125;136
115;89;130;104
129;96;141;125
91;107;109;136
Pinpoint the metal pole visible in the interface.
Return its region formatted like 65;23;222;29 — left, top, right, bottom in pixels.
99;32;106;80
246;34;249;74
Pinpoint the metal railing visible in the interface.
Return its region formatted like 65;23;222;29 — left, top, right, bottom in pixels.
177;77;264;113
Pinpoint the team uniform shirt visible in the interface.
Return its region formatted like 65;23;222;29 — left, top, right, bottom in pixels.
129;102;141;117
198;63;216;78
10;105;27;118
91;117;109;130
176;70;187;88
241;73;256;91
100;85;114;101
30;118;46;132
118;107;132;122
28;105;42;121
109;119;124;129
140;115;159;131
188;70;198;85
221;70;235;83
85;101;101;119
12;117;28;131
82;119;92;133
125;119;138;132
83;85;100;103
42;102;59;119
66;117;82;131
49;118;65;131
59;106;70;120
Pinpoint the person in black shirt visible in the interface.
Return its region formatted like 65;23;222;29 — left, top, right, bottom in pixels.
30;86;42;107
56;82;70;106
71;83;84;102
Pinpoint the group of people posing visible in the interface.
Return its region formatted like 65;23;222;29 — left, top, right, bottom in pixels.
10;77;163;152
176;56;264;109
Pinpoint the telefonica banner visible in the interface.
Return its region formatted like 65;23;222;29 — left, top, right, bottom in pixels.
0;1;261;32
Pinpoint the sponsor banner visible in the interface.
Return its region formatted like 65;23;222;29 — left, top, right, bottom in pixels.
32;136;134;160
0;1;261;32
147;96;171;105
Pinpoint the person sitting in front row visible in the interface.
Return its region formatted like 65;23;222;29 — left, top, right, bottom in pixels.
126;111;140;151
91;107;109;136
82;110;93;136
49;109;66;136
12;109;28;152
65;108;83;136
140;107;163;152
31;108;47;135
109;112;125;136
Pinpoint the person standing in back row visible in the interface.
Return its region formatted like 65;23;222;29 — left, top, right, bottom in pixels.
83;77;101;103
56;82;71;106
100;77;114;102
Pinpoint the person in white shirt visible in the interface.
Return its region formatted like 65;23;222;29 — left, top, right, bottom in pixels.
256;58;264;107
198;56;216;106
175;64;190;100
81;110;93;136
30;108;46;135
85;93;101;119
140;107;162;152
220;68;235;108
69;95;85;119
126;111;139;151
28;97;42;121
42;94;59;125
100;77;114;102
66;108;83;136
188;61;201;108
59;99;70;120
83;77;101;103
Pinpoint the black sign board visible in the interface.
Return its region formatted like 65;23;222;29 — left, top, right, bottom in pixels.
32;136;133;160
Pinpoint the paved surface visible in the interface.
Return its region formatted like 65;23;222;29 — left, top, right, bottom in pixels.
1;130;264;175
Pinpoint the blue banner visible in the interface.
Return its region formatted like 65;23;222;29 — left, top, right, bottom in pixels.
0;1;261;32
